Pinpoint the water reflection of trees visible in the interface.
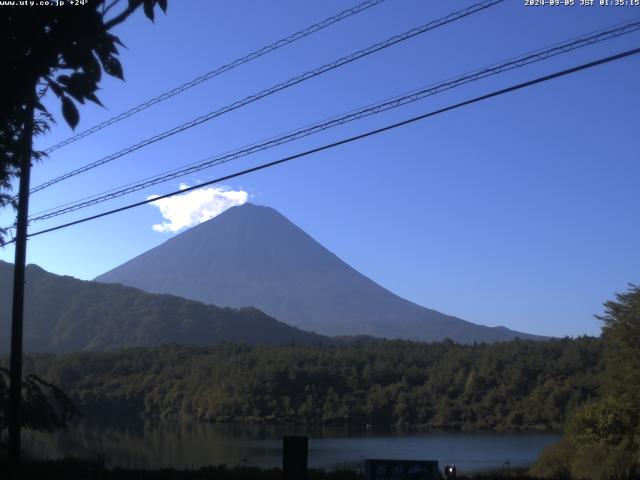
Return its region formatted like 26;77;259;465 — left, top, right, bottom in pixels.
28;421;237;469
22;420;560;472
24;420;349;469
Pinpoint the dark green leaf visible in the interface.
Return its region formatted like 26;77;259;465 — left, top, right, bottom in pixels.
107;33;125;49
57;74;72;87
70;72;97;96
103;56;124;80
82;52;102;83
61;96;79;130
94;36;118;62
64;88;86;104
157;0;167;13
86;93;104;107
143;0;155;21
46;78;63;98
61;47;84;70
59;72;98;104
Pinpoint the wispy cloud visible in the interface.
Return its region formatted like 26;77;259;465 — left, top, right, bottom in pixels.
148;184;248;233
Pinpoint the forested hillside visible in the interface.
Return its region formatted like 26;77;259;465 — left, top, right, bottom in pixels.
0;261;329;352
24;337;601;431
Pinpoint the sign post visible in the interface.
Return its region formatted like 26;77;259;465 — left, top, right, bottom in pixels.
283;436;308;480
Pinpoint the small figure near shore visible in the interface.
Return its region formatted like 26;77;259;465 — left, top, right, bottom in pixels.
444;464;456;478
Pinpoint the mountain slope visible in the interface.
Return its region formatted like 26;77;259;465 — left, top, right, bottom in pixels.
0;261;329;353
96;203;543;343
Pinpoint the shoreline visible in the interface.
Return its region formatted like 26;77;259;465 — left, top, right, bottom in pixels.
1;458;540;480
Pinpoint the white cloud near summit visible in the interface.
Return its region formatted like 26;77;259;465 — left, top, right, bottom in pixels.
148;184;248;233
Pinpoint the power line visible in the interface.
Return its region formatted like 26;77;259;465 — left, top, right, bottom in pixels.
27;19;640;223
29;0;504;195
30;18;640;219
6;45;636;246
42;0;389;154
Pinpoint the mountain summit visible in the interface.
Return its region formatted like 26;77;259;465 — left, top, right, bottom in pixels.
96;203;542;343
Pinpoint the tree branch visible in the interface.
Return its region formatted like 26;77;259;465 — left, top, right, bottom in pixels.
103;0;121;17
104;0;143;30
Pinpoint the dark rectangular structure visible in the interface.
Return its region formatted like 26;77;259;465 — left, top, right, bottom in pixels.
283;435;308;480
364;459;439;480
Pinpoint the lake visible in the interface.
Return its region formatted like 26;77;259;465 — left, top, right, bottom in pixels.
23;421;560;473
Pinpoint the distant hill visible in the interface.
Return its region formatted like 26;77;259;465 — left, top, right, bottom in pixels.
0;261;329;353
96;203;544;343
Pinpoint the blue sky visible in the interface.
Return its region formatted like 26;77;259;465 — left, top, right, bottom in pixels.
1;0;639;337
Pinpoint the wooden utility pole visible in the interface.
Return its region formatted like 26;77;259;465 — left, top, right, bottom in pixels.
8;91;35;470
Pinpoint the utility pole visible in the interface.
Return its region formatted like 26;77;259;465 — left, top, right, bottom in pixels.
8;89;36;471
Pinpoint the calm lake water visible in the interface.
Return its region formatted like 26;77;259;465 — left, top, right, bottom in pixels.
23;421;560;473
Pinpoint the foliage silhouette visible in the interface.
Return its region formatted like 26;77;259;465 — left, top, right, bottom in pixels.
0;366;80;450
0;0;168;242
531;285;640;480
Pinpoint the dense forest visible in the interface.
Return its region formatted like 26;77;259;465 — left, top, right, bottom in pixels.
531;285;640;479
21;337;601;431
